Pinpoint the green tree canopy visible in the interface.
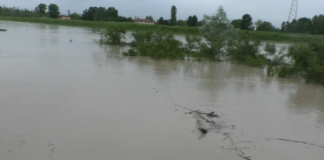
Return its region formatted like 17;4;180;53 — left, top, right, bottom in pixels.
170;5;177;26
70;13;80;20
157;17;164;25
312;14;324;34
255;19;276;31
295;17;312;33
177;20;187;26
200;6;238;58
48;4;60;18
241;14;254;30
231;19;242;28
145;15;154;21
192;15;198;27
187;16;193;27
35;3;47;15
81;7;98;21
106;7;118;21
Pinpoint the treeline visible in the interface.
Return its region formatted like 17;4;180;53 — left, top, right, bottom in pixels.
0;6;39;17
2;3;324;34
80;6;132;22
281;15;324;34
0;4;62;19
231;13;324;35
155;6;201;27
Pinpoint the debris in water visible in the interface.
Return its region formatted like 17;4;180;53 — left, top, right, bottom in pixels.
198;128;208;134
0;29;7;31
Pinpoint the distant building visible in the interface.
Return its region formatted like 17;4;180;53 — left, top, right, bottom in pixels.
59;15;71;20
134;18;154;25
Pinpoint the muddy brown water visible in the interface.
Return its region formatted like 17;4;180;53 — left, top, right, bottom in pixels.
1;21;324;160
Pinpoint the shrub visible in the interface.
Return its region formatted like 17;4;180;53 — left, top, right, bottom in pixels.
264;42;276;55
99;26;126;45
285;39;324;84
122;49;138;56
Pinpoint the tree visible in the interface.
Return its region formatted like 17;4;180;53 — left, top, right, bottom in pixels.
145;15;154;21
70;13;80;20
192;15;198;27
68;9;70;16
35;3;47;15
231;19;242;28
94;7;106;21
48;4;60;18
163;19;170;25
157;17;164;25
81;7;98;21
281;22;287;32
241;14;254;30
255;19;276;31
0;6;3;16
106;7;118;21
312;14;324;34
295;17;312;33
170;5;177;26
177;20;187;26
187;16;193;27
200;6;238;58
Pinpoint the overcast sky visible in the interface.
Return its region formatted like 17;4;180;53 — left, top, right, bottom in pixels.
2;0;323;27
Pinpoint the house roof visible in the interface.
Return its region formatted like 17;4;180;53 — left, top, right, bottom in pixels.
134;18;154;23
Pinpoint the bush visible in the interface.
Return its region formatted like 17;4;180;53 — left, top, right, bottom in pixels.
130;31;186;59
229;36;266;67
264;42;276;55
285;39;324;84
99;26;126;45
123;49;138;56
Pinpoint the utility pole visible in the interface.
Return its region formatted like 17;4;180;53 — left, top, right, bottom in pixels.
288;0;298;22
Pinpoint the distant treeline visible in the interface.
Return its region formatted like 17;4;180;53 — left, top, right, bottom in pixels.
1;4;324;34
231;13;324;35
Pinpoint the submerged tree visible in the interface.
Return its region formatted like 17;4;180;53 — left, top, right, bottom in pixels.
48;4;60;18
170;5;177;26
200;6;238;59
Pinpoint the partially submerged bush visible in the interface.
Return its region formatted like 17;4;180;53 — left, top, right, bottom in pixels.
264;42;276;55
229;34;266;67
287;39;324;84
199;6;238;59
99;26;126;45
122;48;138;56
128;31;185;59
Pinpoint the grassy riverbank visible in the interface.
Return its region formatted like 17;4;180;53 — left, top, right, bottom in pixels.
1;16;324;43
0;16;199;35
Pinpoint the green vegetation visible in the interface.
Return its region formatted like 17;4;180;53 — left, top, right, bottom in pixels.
34;3;47;16
279;39;324;84
99;26;126;45
0;16;199;34
170;5;177;26
48;4;60;18
241;14;254;30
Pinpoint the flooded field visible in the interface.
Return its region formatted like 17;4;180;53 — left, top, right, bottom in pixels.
0;21;324;160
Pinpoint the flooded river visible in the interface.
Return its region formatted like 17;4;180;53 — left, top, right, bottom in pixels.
1;21;324;160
